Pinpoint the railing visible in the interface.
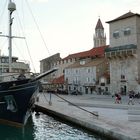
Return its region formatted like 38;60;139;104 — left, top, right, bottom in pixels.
105;44;137;59
0;72;31;82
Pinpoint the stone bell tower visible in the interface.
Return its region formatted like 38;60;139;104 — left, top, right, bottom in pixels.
94;18;106;47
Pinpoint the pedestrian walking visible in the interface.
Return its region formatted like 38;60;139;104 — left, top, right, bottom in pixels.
114;93;119;104
118;93;122;104
128;92;134;105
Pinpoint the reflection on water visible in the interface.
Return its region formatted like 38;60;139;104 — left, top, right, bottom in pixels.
0;113;107;140
0;117;34;140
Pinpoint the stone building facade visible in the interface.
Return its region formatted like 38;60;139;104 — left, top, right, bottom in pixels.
65;57;109;94
105;12;140;94
40;53;61;81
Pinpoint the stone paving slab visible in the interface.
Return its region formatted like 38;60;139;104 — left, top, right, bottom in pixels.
128;110;140;115
35;93;140;140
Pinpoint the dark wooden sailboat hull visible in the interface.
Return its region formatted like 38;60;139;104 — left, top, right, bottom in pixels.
0;79;39;126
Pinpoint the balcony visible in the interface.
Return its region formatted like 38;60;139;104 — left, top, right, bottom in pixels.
105;44;137;59
83;83;96;87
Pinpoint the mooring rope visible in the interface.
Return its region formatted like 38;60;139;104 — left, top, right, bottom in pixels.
54;93;99;117
42;92;49;103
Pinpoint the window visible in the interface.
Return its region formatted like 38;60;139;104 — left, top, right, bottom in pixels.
87;68;90;73
113;31;120;39
124;28;131;36
3;68;9;73
6;58;9;63
1;58;5;63
87;77;90;82
80;60;85;65
76;69;78;74
74;77;78;83
121;75;125;79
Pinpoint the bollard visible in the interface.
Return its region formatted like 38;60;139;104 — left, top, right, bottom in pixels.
49;92;52;105
36;96;39;102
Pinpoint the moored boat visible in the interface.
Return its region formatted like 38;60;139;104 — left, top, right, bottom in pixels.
0;0;57;126
0;68;57;127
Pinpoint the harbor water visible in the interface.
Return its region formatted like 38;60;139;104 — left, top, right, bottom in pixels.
0;112;107;140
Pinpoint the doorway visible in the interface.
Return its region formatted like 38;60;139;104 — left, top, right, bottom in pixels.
120;85;127;95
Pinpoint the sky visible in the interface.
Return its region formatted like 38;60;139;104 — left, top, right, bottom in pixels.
0;0;140;72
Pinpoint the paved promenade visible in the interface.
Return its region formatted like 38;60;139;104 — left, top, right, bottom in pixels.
35;93;140;140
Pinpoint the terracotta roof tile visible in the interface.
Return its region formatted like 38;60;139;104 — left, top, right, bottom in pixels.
66;58;107;69
51;75;64;84
63;45;108;60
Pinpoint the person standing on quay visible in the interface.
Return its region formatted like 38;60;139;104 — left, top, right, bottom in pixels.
118;93;122;104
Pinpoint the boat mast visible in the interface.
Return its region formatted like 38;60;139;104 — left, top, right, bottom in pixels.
8;0;16;72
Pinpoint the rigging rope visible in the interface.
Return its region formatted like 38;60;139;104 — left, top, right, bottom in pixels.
54;93;99;117
0;0;8;53
0;1;36;73
42;92;49;103
24;0;51;56
15;10;36;73
0;0;8;26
